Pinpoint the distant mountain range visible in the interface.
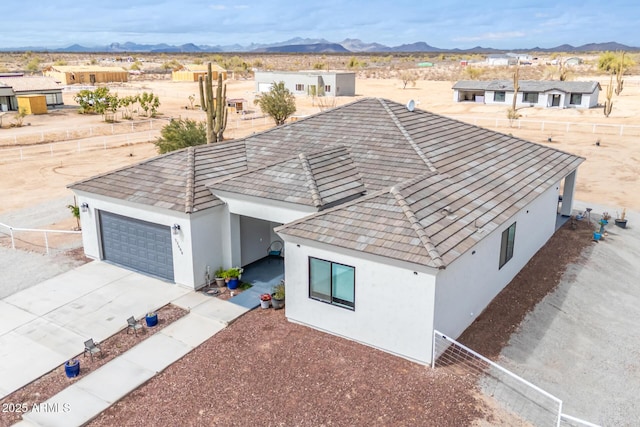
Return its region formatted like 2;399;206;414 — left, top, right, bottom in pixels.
1;38;638;53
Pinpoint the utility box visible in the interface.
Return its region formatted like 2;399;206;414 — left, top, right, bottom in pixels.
17;95;47;114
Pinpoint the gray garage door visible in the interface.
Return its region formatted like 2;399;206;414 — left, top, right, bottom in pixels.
99;211;174;281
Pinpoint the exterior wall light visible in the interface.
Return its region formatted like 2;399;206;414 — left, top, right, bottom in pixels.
80;202;89;213
172;224;181;235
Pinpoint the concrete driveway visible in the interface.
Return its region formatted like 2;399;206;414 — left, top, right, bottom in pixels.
0;262;190;398
498;203;640;425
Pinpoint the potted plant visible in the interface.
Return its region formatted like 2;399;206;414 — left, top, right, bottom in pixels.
260;293;271;309
145;311;158;327
225;267;243;290
214;266;226;287
64;359;80;378
615;208;628;229
271;281;285;310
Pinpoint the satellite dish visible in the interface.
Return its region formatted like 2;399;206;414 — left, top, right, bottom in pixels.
406;99;415;112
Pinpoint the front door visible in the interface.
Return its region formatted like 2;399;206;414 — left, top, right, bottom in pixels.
551;94;561;107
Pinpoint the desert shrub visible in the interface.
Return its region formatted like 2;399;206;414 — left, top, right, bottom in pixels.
154;118;206;153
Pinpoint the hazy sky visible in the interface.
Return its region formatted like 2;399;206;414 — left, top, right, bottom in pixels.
3;0;639;49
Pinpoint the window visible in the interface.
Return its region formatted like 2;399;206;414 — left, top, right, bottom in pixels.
493;91;506;102
522;92;538;103
295;83;304;91
324;85;331;93
309;257;355;309
569;93;582;105
499;222;517;269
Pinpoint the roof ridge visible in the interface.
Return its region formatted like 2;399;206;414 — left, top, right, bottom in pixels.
389;186;445;269
185;146;196;213
298;152;323;208
378;98;438;173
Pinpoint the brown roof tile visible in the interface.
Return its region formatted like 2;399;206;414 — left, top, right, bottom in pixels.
70;98;583;268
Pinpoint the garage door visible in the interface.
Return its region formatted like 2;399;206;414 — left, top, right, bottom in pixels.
99;211;174;281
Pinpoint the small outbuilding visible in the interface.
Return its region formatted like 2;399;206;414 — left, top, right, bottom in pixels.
43;65;128;85
172;64;227;82
17;95;47;114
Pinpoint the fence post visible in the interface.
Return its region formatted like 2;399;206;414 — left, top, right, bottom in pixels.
10;228;15;249
593;124;596;133
20;148;23;161
556;401;563;427
44;232;50;255
50;144;53;156
431;330;436;369
620;125;624;136
541;121;545;131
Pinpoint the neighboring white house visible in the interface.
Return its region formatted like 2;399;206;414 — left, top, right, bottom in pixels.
254;70;356;96
69;98;583;366
0;75;64;111
452;80;601;109
485;54;518;66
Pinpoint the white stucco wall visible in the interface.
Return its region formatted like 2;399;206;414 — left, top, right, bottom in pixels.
213;191;316;225
466;90;597;109
190;205;228;288
240;216;282;266
434;181;562;339
282;239;438;365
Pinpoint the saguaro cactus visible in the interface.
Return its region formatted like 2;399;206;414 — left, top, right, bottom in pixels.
615;52;625;96
507;66;521;126
198;63;228;143
604;74;614;117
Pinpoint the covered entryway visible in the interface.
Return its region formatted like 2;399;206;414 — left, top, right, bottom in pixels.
99;211;174;281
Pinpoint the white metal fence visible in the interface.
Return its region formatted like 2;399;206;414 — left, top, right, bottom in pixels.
0;222;81;255
432;330;600;427
449;116;640;138
0;118;164;147
0;130;157;163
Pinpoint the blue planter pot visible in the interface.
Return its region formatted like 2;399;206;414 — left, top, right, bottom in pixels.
145;313;158;327
593;232;602;241
65;360;80;378
227;278;239;290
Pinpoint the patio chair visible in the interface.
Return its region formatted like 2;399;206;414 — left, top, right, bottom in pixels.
84;338;101;361
126;316;143;336
267;240;284;263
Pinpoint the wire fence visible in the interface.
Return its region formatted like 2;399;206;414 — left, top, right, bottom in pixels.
432;330;600;427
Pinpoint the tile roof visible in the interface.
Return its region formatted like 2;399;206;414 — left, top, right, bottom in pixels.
453;80;600;94
69;141;248;213
70;97;584;267
208;145;366;208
